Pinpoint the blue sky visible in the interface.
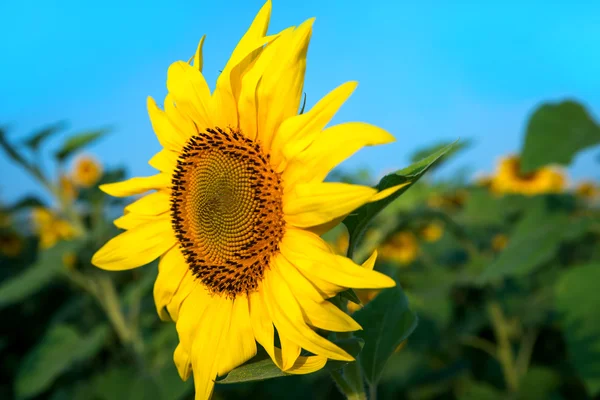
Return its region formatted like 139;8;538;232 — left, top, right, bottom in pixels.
1;0;599;204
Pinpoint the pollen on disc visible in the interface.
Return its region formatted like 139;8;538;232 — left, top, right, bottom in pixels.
170;126;285;297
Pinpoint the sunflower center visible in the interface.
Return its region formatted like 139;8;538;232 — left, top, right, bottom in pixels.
170;126;285;298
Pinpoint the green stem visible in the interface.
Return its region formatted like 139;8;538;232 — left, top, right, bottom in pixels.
515;329;537;380
487;302;519;392
369;383;377;400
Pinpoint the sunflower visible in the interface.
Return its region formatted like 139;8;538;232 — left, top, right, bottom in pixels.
575;181;598;200
92;2;405;398
380;231;419;266
491;234;508;252
31;207;76;249
419;221;444;243
71;154;103;188
490;155;565;196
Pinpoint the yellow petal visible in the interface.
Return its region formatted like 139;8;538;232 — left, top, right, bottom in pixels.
176;286;216;351
286;353;327;374
166;61;213;132
153;247;189;321
281;228;396;289
276;254;361;332
192;35;206;72
216;295;258;376
114;212;162;230
147;96;187;151
284;182;377;228
256;18;314;151
271;81;357;169
213;0;273;130
263;268;353;361
100;174;170;197
284;122;395;186
92;217;175;270
174;343;192;381
125;190;170;215
148;148;178;173
362;250;378;271
280;335;301;372
187;297;232;400
167;271;198;322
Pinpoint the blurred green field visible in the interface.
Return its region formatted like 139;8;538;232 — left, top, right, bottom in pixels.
1;99;599;400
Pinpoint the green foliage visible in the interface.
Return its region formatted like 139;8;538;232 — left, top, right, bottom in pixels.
15;324;108;399
23;121;68;151
0;240;79;310
555;263;600;396
343;141;458;259
55;129;110;161
354;286;418;385
521;100;600;172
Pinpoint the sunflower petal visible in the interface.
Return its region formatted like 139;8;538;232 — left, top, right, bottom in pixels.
271;81;357;169
174;343;192;381
100;174;170;197
281;228;396;289
147;96;187;151
154;247;189;321
284;182;377;228
284;122;395;186
191;35;206;72
167;61;213;132
149;148;178;173
264;269;354;361
114;212;162;230
92;217;176;271
125;190;170;215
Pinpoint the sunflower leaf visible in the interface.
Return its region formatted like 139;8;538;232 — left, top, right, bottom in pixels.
0;240;79;310
15;324;109;399
54;129;110;162
555;263;600;396
343;141;458;259
23;121;68;150
216;338;364;384
521;100;600;172
353;285;419;386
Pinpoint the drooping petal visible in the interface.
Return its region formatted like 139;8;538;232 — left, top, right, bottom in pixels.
280;228;396;289
284;182;377;228
125;190;170;215
92;217;176;270
263;268;354;361
174;343;192;380
191;35;206;72
114;212;164;230
167;272;198;322
216;295;258;376
153;247;189;321
100;174;171;197
271;81;357;169
284;122;395;186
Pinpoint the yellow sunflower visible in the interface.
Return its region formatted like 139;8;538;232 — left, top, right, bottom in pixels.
419;221;444;243
71;154;103;188
490;155;565;196
92;2;404;398
575;181;598;200
491;234;508;252
31;207;76;249
380;231;419;266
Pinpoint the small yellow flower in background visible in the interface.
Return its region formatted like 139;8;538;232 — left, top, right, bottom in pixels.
474;173;493;189
59;174;78;203
420;221;444;243
492;234;508;252
71;154;103;188
0;232;24;258
575;181;598;200
380;231;419;266
31;207;76;249
91;2;406;397
427;190;468;210
490;155;566;196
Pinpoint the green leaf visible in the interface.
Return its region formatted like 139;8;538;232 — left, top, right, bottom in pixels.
555;263;600;396
0;127;29;166
521;100;600;172
0;240;78;310
23;121;67;150
458;381;504;400
479;203;569;283
54;129;110;161
410;138;471;165
15;324;109;399
216;338;363;384
518;367;560;400
353;286;419;385
343;141;458;258
338;289;361;305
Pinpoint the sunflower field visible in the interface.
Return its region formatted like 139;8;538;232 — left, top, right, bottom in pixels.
1;3;600;399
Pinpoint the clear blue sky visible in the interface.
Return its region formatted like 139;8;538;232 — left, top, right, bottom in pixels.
1;0;599;204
